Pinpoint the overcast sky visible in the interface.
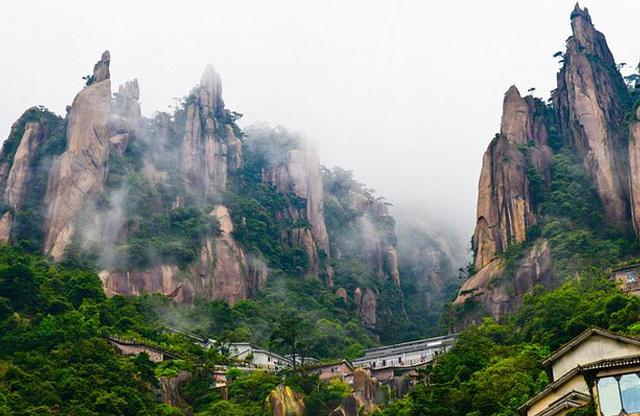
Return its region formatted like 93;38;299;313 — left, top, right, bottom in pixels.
1;0;638;250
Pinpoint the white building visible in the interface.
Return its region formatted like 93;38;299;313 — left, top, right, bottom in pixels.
229;342;292;370
353;334;457;370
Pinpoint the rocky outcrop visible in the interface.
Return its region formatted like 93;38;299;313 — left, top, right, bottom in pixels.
0;119;49;242
354;287;377;326
553;3;629;227
330;368;380;416
44;51;112;260
158;370;191;408
110;79;141;134
453;240;552;326
100;205;266;304
458;83;557;325
473;86;542;270
261;142;330;275
265;385;306;416
4;122;45;211
179;65;240;198
205;205;267;303
99;265;195;302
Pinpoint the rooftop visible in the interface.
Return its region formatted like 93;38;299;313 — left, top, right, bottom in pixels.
355;334;457;361
541;327;640;368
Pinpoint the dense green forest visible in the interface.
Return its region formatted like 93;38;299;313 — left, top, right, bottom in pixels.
0;244;366;415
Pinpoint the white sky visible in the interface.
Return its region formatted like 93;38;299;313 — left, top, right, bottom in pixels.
1;0;638;248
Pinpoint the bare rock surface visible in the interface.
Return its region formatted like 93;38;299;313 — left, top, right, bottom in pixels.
453;240;552;327
262;146;330;274
553;3;629;226
473;86;538;270
265;385;306;416
44;51;113;260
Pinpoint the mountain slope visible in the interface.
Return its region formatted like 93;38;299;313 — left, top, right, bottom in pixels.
452;3;640;328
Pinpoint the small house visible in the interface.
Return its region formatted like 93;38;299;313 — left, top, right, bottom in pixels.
308;360;355;383
610;264;640;296
519;327;640;416
228;342;292;370
105;336;179;362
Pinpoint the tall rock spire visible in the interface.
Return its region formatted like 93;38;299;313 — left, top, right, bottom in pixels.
44;51;112;259
179;65;242;198
472;86;538;270
454;86;553;325
553;4;629;227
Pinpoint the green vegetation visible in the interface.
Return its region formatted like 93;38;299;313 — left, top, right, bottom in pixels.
375;271;640;416
0;245;181;415
0;244;373;415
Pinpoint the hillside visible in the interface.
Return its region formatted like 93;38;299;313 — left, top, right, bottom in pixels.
0;34;460;416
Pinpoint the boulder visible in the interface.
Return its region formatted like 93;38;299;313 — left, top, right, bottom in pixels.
265;385;305;416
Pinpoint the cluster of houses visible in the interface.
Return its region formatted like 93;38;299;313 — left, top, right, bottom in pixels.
105;264;640;415
105;329;458;395
198;333;458;392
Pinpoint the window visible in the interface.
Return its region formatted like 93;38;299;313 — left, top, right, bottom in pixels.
598;374;640;416
626;271;638;283
599;377;622;416
620;374;640;413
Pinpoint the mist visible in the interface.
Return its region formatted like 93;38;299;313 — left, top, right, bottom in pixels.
2;0;640;255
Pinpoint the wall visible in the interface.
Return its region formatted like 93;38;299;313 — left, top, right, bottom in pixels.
552;336;640;381
527;374;589;416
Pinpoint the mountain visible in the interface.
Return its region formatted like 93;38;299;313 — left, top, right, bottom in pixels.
0;43;465;415
452;3;640;328
375;5;640;416
0;48;460;345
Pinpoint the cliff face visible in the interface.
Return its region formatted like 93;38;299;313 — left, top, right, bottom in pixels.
472;86;543;270
455;4;640;327
553;4;629;227
346;190;400;286
99;205;266;305
453;240;552;329
261;144;330;275
44;51;113;260
0;116;49;242
455;85;555;322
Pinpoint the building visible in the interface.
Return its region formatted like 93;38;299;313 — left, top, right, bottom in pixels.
353;334;457;373
308;360;355;383
519;327;640;416
285;353;320;367
105;336;180;362
227;342;292;370
609;264;640;295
